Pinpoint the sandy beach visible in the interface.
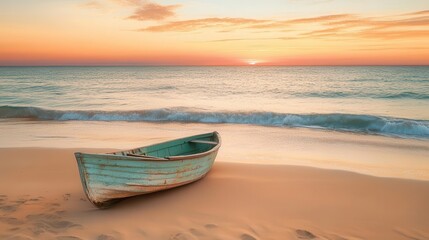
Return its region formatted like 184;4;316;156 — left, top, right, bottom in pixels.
1;147;428;240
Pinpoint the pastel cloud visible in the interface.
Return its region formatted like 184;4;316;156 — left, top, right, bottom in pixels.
404;10;429;16
138;10;429;41
303;11;429;39
128;2;181;21
141;18;271;32
142;11;427;30
288;14;353;24
82;0;180;21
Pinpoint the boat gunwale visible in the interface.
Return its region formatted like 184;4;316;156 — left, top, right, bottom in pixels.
75;131;221;162
111;132;216;154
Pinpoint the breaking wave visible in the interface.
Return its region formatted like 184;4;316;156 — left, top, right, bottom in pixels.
1;106;428;139
296;91;429;99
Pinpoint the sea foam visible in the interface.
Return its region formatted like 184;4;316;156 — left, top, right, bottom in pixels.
1;106;428;139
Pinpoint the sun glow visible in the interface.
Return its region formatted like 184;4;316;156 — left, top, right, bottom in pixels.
246;60;259;65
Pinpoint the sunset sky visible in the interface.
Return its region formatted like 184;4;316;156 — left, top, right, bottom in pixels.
1;0;428;65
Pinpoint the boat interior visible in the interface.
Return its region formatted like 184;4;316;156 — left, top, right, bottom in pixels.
112;132;219;159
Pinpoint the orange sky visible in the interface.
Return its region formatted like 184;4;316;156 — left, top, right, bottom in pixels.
0;0;428;65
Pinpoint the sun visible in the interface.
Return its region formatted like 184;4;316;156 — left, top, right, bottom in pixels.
246;60;259;65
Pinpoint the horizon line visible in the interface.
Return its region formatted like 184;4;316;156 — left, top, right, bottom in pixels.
1;64;428;67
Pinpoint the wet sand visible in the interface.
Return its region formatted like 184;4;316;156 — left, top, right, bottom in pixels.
1;120;429;181
1;148;428;240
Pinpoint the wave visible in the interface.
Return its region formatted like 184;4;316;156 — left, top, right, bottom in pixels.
1;106;429;139
296;91;429;99
380;92;429;99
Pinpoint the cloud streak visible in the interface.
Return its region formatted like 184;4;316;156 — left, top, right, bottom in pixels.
128;2;181;21
82;0;180;21
139;14;356;32
141;11;428;30
137;10;429;41
141;18;271;32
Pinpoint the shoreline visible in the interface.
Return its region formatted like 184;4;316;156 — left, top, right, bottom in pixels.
1;148;428;240
1;120;428;181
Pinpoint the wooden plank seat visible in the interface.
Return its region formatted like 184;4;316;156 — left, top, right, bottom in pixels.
189;140;218;145
126;153;167;160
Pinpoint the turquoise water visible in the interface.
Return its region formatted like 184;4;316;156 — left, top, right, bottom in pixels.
1;66;428;139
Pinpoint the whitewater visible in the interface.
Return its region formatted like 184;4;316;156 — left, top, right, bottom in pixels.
1;106;429;139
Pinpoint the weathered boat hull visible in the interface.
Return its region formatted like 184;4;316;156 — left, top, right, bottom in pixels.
75;132;220;208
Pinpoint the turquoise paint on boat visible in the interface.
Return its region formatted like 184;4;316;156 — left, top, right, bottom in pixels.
74;132;221;208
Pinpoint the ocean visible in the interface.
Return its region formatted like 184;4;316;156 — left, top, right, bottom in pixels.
1;66;428;139
1;66;428;180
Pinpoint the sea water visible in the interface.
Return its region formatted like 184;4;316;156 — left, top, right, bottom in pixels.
1;66;428;139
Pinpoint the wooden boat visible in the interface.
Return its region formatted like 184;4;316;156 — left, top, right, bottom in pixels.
74;131;221;208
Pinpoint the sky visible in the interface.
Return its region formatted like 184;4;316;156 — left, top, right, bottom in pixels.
0;0;428;65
